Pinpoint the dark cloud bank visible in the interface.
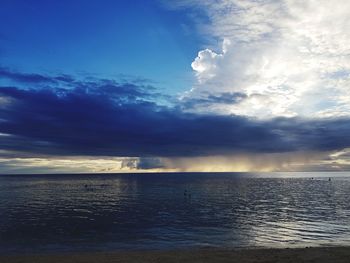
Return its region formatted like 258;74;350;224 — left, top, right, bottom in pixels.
1;67;350;158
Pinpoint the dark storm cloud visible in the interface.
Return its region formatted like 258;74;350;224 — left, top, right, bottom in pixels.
0;67;57;84
0;85;282;157
1;70;350;157
272;118;350;151
121;158;165;170
181;92;247;109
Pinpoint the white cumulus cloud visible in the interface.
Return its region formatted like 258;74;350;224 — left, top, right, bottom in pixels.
176;0;350;118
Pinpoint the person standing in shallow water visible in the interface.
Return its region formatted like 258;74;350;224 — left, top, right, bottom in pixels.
184;190;192;200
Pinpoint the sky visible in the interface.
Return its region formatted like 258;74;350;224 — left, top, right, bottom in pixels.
1;0;350;173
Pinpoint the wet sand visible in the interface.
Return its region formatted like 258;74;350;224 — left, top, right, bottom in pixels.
1;247;350;263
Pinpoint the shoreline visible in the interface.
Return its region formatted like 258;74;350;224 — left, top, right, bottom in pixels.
1;246;350;263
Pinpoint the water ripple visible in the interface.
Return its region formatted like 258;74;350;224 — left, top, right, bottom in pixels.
1;173;350;253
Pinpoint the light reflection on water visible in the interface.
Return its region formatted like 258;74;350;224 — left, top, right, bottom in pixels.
0;172;350;253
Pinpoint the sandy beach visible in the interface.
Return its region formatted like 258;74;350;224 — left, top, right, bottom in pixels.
1;247;350;263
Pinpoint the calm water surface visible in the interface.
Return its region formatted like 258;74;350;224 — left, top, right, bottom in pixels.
1;172;350;253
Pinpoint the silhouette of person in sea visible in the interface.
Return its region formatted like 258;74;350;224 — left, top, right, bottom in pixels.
184;189;192;200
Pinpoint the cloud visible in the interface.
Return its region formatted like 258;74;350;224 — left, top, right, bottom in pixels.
0;150;347;173
179;91;247;111
121;157;165;170
173;0;350;118
0;156;132;174
0;67;67;84
1;68;350;172
152;152;331;172
1;70;350;161
0;85;285;157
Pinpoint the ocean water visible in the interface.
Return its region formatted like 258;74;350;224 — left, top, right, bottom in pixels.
1;172;350;254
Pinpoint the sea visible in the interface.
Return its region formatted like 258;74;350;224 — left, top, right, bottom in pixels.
1;172;350;254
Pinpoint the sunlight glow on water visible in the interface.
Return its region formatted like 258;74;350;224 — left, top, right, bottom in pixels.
0;172;350;253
